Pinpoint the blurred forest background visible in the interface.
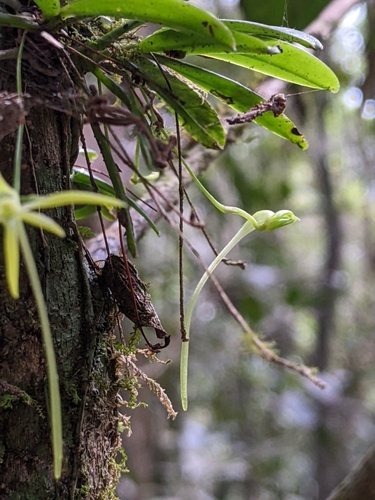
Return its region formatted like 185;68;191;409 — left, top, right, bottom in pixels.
89;1;375;499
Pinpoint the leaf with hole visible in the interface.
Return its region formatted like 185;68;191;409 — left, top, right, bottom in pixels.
201;39;339;92
137;28;338;92
156;55;308;149
33;0;60;18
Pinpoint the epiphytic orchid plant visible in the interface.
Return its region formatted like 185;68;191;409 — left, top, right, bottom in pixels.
0;0;340;482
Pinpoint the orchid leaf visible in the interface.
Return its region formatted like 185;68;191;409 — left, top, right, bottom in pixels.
134;57;226;149
0;13;39;30
74;204;116;221
138;28;279;55
71;167;117;197
156;55;308;149
33;0;60;18
60;0;235;50
73;204;98;220
222;20;323;50
201;39;339;92
137;28;338;92
71;168;160;234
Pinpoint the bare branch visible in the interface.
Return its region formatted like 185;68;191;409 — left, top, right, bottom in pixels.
258;0;361;98
306;0;362;40
226;93;286;125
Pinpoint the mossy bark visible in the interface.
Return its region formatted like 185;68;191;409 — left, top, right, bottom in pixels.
0;29;122;500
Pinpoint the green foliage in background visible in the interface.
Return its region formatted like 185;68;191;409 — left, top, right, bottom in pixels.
240;0;331;29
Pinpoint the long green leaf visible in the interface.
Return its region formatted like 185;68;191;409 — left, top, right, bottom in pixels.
0;13;39;30
135;57;226;149
18;225;63;478
203;40;339;92
90;123;137;256
156;55;308;149
71;168;160;235
138;28;279;55
71;167;118;197
74;204;116;221
137;29;338;92
60;0;235;50
222;20;323;51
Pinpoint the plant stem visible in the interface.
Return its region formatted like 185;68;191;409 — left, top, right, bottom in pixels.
183;158;259;225
91;123;137;257
180;220;256;410
0;12;39;30
13;31;26;193
18;223;62;479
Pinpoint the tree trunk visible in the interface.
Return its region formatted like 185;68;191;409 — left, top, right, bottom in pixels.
0;29;122;499
326;445;375;500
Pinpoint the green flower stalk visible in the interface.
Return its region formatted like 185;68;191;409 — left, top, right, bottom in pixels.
180;160;299;411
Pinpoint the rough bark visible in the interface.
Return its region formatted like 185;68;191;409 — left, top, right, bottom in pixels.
0;30;122;499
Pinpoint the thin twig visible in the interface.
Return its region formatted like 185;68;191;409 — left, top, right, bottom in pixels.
227;93;286;125
257;0;361;98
